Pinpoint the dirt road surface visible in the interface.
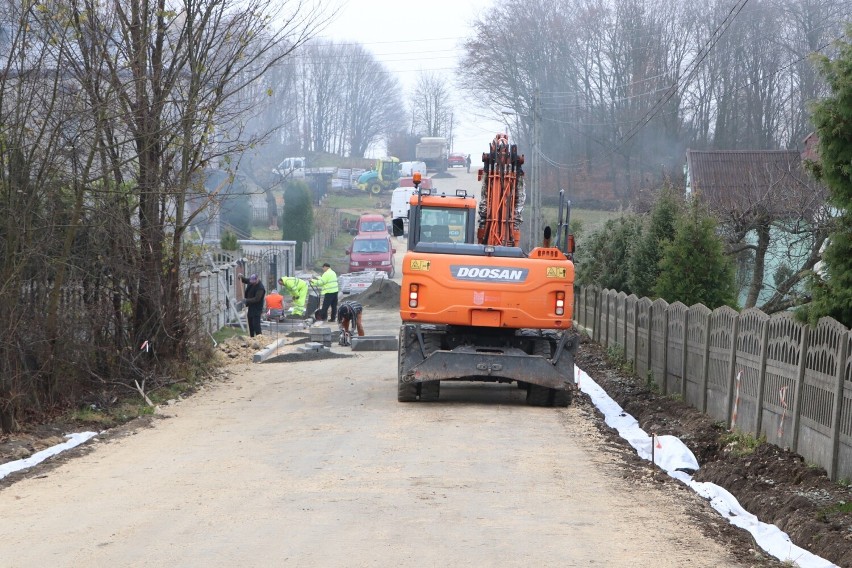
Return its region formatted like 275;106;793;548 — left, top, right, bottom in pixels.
0;301;767;568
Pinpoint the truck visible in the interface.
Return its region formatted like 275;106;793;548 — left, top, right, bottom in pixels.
415;137;448;172
397;134;578;406
273;156;336;180
356;157;401;194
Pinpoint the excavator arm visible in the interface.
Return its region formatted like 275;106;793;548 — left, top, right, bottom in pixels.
477;133;526;247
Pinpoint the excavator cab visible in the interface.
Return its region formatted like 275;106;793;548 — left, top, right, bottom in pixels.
407;189;477;249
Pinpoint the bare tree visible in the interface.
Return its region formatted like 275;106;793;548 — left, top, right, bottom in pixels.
699;155;830;311
278;40;405;157
410;71;454;138
0;0;326;431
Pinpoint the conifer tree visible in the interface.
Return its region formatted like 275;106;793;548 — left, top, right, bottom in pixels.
804;27;852;327
575;215;642;292
281;181;315;265
628;187;681;298
655;201;737;309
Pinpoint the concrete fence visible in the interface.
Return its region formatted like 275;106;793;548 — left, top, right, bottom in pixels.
574;285;852;482
190;245;297;335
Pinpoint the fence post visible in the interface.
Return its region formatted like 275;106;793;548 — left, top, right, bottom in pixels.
680;310;689;400
829;334;849;480
725;316;741;428
660;305;669;394
791;328;809;453
700;310;711;413
754;316;770;435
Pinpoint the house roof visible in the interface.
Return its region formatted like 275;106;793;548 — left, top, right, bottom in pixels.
685;149;825;215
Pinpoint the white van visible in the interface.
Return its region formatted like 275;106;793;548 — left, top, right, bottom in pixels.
391;186;416;220
398;161;428;178
273;156;306;179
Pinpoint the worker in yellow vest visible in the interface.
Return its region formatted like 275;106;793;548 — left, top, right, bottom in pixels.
278;276;308;317
311;263;339;321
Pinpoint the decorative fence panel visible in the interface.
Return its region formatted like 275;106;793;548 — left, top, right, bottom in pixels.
761;313;805;450
573;285;852;481
839;331;852;481
706;307;738;424
615;292;627;351
799;319;848;478
732;309;770;434
625;295;638;364
635;298;652;379
665;302;688;398
650;299;668;392
685;304;711;411
606;290;618;350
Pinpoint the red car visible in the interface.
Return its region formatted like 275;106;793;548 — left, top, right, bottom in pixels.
448;153;468;168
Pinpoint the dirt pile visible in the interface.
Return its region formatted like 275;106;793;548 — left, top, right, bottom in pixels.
350;279;401;309
215;335;266;365
575;335;852;567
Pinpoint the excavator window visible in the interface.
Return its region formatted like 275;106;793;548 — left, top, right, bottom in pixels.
418;207;468;244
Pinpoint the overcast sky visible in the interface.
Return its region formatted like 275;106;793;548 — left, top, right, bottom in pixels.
317;0;505;158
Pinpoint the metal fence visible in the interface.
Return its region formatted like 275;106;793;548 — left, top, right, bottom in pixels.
190;244;297;335
574;286;852;482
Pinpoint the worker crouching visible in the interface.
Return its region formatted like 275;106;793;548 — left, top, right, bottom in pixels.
337;301;364;346
278;276;308;317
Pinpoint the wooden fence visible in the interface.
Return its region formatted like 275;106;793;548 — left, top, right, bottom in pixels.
574;286;852;482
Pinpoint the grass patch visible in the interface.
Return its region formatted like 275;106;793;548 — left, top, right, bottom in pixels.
311;231;356;275
720;429;766;457
323;193;377;210
251;226;282;240
817;501;852;522
645;370;660;393
212;325;247;343
541;206;624;239
605;344;634;375
70;399;156;429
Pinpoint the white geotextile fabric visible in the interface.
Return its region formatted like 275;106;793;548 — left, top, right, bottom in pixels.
0;431;97;480
575;367;839;568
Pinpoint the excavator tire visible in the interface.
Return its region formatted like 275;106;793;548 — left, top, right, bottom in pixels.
525;339;569;407
526;385;552;406
369;182;382;195
398;327;417;402
417;334;441;401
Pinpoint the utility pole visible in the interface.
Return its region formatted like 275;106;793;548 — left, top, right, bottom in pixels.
529;88;541;250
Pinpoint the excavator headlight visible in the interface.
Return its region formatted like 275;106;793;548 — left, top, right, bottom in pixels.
484;245;495;256
408;284;419;308
455;189;467;197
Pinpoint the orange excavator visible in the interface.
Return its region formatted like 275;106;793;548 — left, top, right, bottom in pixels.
397;133;578;406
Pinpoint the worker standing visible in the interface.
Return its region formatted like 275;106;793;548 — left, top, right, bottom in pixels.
239;273;266;337
337;300;364;345
278;276;308;317
311;263;339;321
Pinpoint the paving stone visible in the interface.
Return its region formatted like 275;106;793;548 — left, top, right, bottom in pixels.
350;335;398;351
252;338;288;363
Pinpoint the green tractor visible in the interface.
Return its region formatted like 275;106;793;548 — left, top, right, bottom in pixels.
356;157;401;194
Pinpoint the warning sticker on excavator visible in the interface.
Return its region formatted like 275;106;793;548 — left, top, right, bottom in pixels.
410;259;431;271
546;267;567;278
